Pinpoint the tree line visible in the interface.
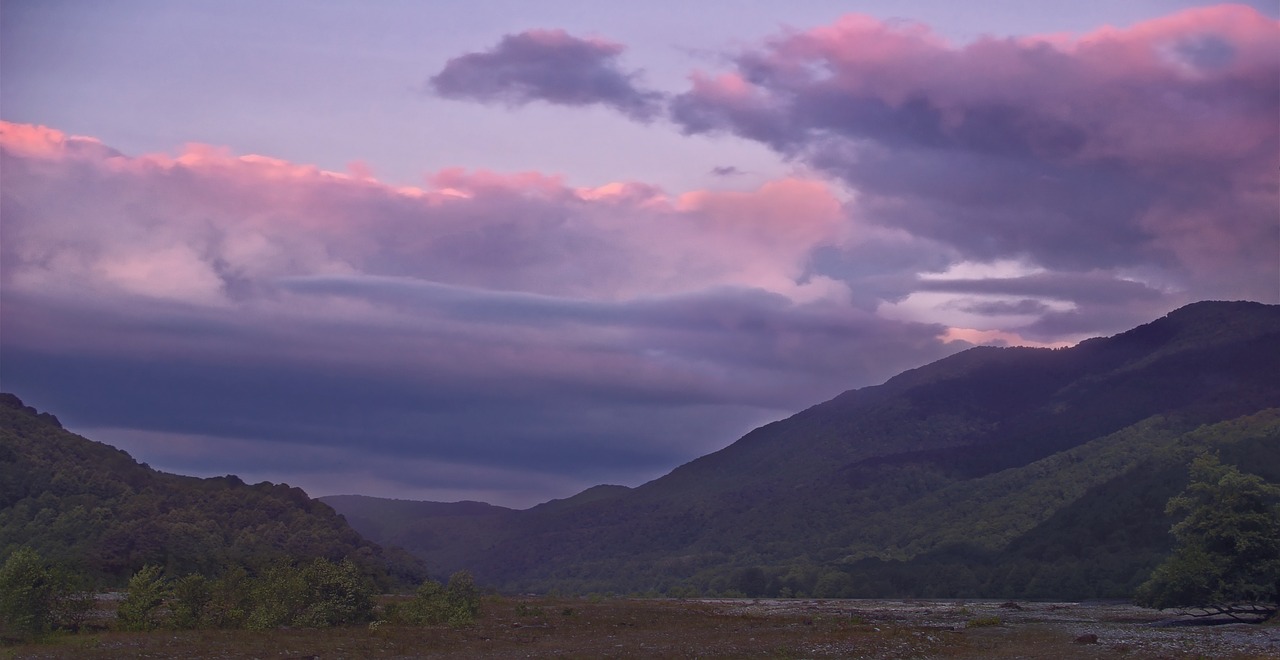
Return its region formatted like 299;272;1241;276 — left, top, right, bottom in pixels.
0;550;481;643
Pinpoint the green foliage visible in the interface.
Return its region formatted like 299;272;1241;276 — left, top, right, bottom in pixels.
246;559;373;629
0;547;54;640
294;559;375;628
0;394;425;590
1136;454;1280;615
0;548;95;641
965;616;1001;628
245;563;306;630
102;559;377;633
813;571;855;598
168;574;212;630
394;571;482;626
443;571;481;623
203;566;252;629
117;565;169;631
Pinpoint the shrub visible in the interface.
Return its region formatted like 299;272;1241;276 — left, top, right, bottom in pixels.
203;566;252;629
293;559;374;628
397;571;482;626
49;573;95;633
246;562;306;630
117;565;170;631
443;571;481;624
168;574;211;629
246;559;373;630
0;548;57;640
965;616;1002;628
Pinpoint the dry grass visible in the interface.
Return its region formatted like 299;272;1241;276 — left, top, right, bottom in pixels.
3;597;1277;659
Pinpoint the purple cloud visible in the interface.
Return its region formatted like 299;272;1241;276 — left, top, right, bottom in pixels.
917;272;1165;307
6;6;1275;507
429;29;663;120
670;7;1280;304
0;121;958;505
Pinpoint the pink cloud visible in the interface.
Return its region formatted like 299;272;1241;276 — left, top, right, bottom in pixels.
429;167;569;199
669;5;1279;303
0;121;849;310
1;124;966;496
0;122;122;161
708;4;1277;162
940;327;1070;349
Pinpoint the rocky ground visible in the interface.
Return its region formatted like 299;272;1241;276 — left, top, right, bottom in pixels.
4;597;1277;658
714;598;1280;659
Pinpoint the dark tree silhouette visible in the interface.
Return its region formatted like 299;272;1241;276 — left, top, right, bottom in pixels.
1136;454;1280;621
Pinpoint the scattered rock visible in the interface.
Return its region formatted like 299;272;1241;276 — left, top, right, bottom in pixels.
1000;601;1024;610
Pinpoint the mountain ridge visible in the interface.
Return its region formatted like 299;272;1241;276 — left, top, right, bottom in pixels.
0;394;426;588
324;300;1280;596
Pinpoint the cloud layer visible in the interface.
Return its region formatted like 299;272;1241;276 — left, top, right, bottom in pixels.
0;121;954;505
667;5;1278;305
4;5;1276;506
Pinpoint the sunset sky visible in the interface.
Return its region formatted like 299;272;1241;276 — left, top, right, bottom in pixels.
2;1;1277;507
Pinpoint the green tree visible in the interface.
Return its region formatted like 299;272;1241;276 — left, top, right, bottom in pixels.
245;562;307;630
0;547;90;640
0;547;57;640
293;559;374;628
168;574;211;629
394;571;482;626
204;566;252;629
1136;454;1280;620
442;570;481;624
117;565;170;631
245;559;373;629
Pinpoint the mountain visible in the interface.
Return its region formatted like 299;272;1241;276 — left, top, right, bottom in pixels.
0;394;425;588
324;300;1280;597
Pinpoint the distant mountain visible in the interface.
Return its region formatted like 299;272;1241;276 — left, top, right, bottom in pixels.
0;394;425;588
324;300;1280;597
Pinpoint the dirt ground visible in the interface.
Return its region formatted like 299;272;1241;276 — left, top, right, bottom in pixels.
5;597;1278;659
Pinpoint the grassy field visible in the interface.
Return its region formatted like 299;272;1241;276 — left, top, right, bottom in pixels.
4;597;1277;659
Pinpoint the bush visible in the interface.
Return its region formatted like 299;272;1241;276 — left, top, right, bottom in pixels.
49;574;94;633
203;566;252;629
293;559;374;628
0;548;58;640
395;571;482;626
443;571;481;624
246;559;373;630
168;574;211;629
117;565;169;631
246;562;306;630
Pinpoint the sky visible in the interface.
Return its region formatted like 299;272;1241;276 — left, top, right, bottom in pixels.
1;1;1277;508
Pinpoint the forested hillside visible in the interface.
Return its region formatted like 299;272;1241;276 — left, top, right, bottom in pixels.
326;301;1280;597
0;394;424;589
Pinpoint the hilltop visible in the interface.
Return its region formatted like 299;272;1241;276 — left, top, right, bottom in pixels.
325;300;1280;596
0;394;425;588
